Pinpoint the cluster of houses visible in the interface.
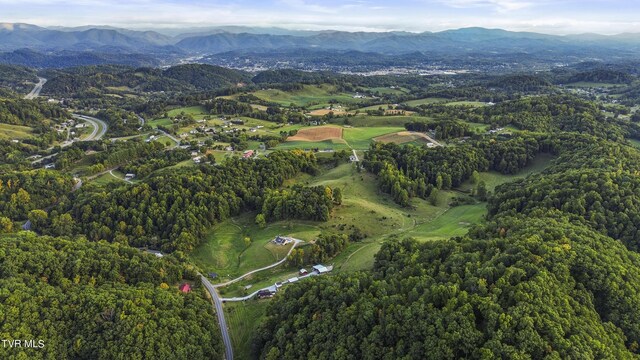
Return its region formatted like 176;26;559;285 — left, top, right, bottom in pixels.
256;264;331;299
488;127;505;134
52;119;83;140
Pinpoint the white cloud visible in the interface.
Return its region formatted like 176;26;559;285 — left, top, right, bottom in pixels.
439;0;533;12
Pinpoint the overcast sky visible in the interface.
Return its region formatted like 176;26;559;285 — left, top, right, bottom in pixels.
1;0;639;35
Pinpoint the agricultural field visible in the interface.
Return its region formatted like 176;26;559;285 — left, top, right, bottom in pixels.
286;126;343;142
342;126;405;149
276;139;349;150
343;115;432;127
373;131;433;145
307;108;349;116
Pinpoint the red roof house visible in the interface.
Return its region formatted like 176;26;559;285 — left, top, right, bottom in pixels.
179;283;191;293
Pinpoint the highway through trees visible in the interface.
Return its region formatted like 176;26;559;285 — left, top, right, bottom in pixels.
24;77;46;100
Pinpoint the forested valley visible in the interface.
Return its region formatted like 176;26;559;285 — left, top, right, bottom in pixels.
2;58;640;360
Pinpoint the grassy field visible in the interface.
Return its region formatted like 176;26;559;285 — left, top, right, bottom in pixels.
403;97;448;106
147;117;172;128
343;115;432;127
566;82;622;88
275;139;349;150
457;153;555;191
148;106;209;128
213;155;555;344
91;172;121;186
0;123;34;140
374;131;432;145
189;213;319;280
251;85;360;108
404;204;486;242
445;101;487;107
167;105;208;117
225;300;271;360
287;126;343;141
629;138;640;149
343;126;404;149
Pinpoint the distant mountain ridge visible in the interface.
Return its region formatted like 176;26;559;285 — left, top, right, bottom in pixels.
1;23;640;67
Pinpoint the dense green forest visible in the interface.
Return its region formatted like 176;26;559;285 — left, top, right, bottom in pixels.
261;185;335;222
0;232;223;360
364;134;542;205
42;64;251;97
51;151;320;251
0;170;74;223
0;97;68;127
0;64;37;93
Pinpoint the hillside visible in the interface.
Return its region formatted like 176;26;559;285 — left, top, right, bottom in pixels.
41;63;250;96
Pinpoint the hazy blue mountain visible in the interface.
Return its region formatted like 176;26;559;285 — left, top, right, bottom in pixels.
175;27;640;59
2;23;640;68
0;49;161;68
0;23;176;51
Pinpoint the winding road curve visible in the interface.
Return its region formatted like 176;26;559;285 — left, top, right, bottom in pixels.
31;114;108;165
72;114;108;141
200;239;303;360
24;77;47;100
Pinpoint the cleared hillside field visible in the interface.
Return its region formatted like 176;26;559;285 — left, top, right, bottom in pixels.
251;85;361;107
287;126;343;141
276;139;349;150
403;97;448;106
374;131;433;145
307;108;348;116
343;126;404;149
0;123;33;140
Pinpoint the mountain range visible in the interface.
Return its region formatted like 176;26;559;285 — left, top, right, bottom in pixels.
1;23;640;68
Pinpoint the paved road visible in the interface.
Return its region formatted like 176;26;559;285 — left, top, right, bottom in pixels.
72;114;107;140
351;149;360;162
109;170;132;183
213;239;302;288
201;275;233;360
31;114;108;165
24;77;46;100
136;114;145;126
221;266;333;302
200;238;303;360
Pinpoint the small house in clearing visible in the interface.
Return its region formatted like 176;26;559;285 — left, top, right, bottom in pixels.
256;289;276;299
243;150;254;159
124;173;136;181
273;236;293;246
179;283;191;293
313;264;329;274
